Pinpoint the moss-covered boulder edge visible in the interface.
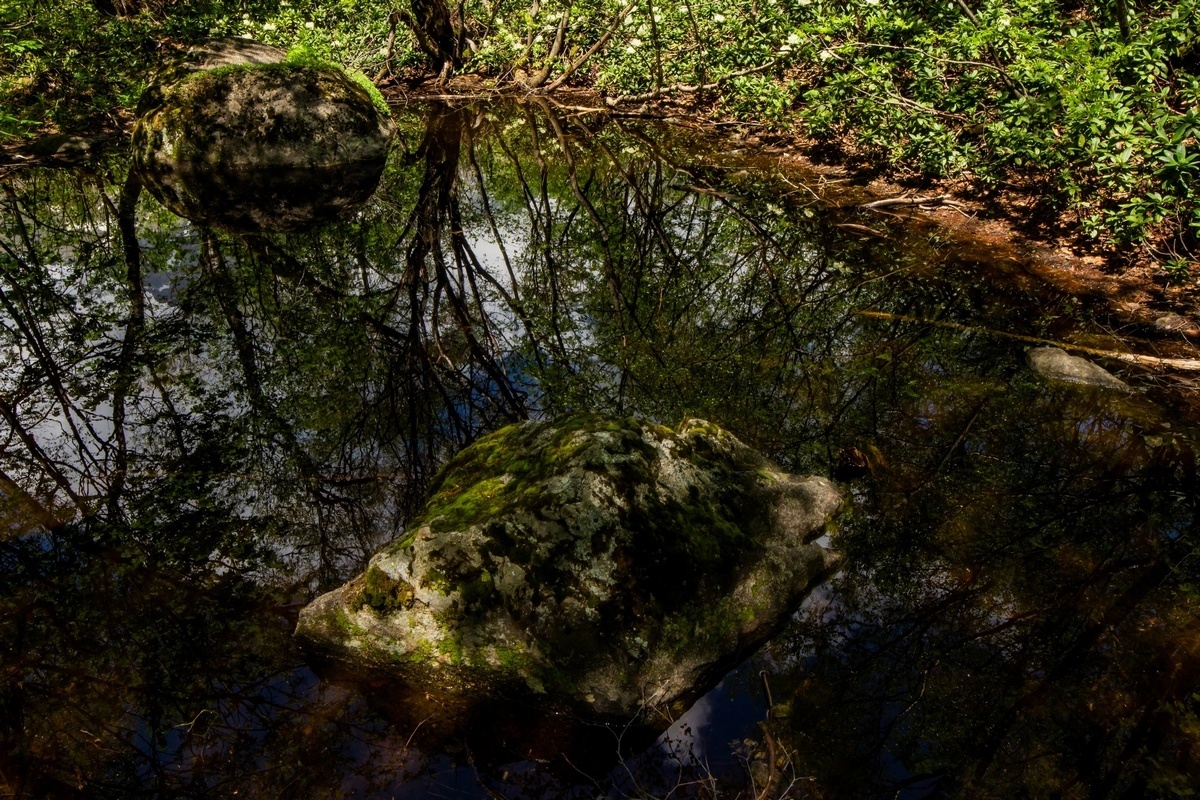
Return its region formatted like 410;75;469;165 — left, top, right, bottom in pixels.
131;37;393;176
296;414;842;722
129;38;395;231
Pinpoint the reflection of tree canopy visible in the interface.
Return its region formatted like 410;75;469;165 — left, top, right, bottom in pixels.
769;350;1200;797
1;101;1198;797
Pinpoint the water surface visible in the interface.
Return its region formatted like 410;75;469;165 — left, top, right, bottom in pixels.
1;101;1198;798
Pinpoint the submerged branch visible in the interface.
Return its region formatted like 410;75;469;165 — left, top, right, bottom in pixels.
856;310;1200;371
858;194;965;211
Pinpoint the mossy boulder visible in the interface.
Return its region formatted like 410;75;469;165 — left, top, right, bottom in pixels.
296;414;842;723
131;38;395;232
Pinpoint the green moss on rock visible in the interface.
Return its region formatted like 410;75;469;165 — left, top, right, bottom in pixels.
131;37;394;232
296;414;843;724
359;565;414;613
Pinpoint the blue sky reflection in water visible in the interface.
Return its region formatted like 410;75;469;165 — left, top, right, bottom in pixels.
1;100;1199;798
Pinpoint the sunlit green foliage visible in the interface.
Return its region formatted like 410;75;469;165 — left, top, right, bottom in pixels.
774;0;1200;260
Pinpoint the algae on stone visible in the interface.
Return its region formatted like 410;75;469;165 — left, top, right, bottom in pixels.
296;414;842;722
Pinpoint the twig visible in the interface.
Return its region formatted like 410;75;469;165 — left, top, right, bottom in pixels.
544;0;637;91
856;310;1200;371
1;17;35;30
833;55;977;123
864;84;974;123
954;0;980;26
858;194;963;211
402;714;434;753
373;10;401;83
834;222;888;237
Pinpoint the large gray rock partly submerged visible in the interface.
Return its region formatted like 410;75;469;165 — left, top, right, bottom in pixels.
296;415;842;723
1026;346;1130;391
131;38;395;231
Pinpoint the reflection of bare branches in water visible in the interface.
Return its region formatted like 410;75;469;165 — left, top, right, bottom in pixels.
2;101;1200;799
0;177;116;517
0;106;541;580
396;107;528;423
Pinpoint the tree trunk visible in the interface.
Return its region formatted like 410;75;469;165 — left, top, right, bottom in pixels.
1114;0;1131;40
405;0;462;78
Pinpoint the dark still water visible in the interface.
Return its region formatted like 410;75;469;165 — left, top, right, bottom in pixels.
2;101;1198;799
